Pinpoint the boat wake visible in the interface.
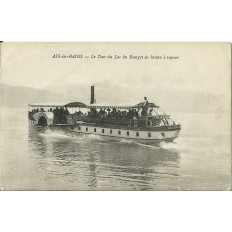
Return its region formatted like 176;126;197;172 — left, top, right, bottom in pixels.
118;138;160;150
37;128;189;152
134;142;160;149
83;134;105;142
38;129;106;144
38;129;73;139
159;136;216;155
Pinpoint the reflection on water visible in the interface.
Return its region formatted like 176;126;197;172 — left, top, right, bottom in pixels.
27;128;181;190
1;108;230;190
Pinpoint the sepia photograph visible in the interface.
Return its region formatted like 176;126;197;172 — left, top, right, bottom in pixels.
0;42;231;190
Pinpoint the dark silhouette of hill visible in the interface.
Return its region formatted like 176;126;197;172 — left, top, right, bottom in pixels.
1;83;65;108
1;82;229;113
45;81;228;113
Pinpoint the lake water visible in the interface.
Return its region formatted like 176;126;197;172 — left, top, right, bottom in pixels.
0;108;231;190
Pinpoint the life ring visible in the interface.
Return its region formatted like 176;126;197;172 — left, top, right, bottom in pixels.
146;120;152;127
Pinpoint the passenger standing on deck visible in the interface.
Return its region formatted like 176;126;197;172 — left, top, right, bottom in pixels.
99;108;104;118
64;107;70;115
143;97;149;116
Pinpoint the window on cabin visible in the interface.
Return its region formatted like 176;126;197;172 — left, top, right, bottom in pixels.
110;130;112;134
148;132;151;137
127;131;129;136
86;127;88;131
136;132;139;137
94;128;96;132
78;126;81;130
118;131;121;135
102;129;104;133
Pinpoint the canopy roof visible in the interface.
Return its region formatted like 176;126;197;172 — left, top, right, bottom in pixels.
88;101;159;109
29;101;158;109
28;103;65;107
64;102;87;108
28;102;87;108
87;102;135;109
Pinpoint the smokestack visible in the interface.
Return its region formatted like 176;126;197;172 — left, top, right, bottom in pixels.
90;86;94;104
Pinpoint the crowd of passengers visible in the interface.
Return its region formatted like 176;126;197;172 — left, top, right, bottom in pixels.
29;97;152;119
30;107;87;116
88;107;153;119
88;97;152;119
29;106;153;119
29;107;86;124
29;97;153;124
29;107;70;115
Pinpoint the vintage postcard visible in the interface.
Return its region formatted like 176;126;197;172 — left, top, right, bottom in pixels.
0;42;231;190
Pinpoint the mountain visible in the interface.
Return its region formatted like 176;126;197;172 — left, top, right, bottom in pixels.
1;83;229;113
1;83;65;108
44;83;90;103
44;82;130;104
45;81;229;113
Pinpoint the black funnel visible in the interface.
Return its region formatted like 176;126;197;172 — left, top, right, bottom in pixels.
90;86;94;104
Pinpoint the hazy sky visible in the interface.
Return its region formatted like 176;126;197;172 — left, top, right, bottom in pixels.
1;42;231;96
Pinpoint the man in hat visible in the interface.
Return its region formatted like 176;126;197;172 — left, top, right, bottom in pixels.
142;97;149;116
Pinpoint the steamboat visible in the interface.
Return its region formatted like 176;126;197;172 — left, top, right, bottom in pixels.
28;86;181;144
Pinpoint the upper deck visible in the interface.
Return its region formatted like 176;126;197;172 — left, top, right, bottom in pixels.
28;99;180;131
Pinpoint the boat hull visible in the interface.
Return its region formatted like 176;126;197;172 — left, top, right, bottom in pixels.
30;121;180;145
74;124;180;144
75;132;177;145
